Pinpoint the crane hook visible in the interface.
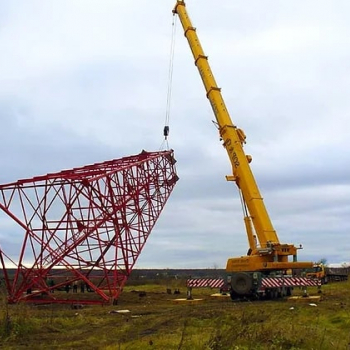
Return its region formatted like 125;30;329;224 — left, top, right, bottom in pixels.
163;125;170;139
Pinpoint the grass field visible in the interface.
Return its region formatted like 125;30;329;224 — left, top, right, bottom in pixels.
1;281;350;349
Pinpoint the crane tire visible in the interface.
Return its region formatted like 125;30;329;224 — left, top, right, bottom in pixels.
231;273;252;295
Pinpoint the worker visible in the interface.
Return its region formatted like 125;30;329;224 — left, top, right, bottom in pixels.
80;281;85;293
65;278;70;293
73;281;78;293
48;278;55;293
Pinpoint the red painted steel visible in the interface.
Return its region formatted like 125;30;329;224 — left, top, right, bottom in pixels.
0;150;178;304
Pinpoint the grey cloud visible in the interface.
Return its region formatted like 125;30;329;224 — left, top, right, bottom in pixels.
0;100;118;182
0;0;349;269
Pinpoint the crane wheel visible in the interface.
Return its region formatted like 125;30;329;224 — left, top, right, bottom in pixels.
231;273;253;295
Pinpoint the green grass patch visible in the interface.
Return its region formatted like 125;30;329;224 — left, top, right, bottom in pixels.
1;281;350;349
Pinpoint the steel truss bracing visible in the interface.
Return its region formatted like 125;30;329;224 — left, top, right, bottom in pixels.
0;150;178;304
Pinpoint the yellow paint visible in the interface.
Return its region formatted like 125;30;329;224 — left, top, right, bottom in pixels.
173;1;313;274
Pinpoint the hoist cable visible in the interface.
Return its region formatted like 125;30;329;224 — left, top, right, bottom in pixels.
159;138;170;151
239;188;249;217
162;14;177;148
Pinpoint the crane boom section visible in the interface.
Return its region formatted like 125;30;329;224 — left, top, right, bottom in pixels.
173;1;279;247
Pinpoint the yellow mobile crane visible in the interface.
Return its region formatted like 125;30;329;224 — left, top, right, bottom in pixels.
173;1;314;299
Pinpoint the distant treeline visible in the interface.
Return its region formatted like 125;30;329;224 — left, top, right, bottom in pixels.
0;268;227;281
129;269;227;280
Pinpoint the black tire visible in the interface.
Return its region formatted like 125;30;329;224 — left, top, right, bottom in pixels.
231;273;253;295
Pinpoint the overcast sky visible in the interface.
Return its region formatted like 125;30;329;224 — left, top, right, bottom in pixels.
0;0;349;269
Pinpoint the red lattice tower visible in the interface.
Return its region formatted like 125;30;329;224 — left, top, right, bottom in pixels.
0;150;178;304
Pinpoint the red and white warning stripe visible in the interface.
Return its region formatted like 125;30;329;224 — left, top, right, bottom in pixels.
261;277;321;289
186;276;321;289
186;278;225;288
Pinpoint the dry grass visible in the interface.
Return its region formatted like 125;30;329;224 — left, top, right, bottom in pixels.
1;281;350;349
